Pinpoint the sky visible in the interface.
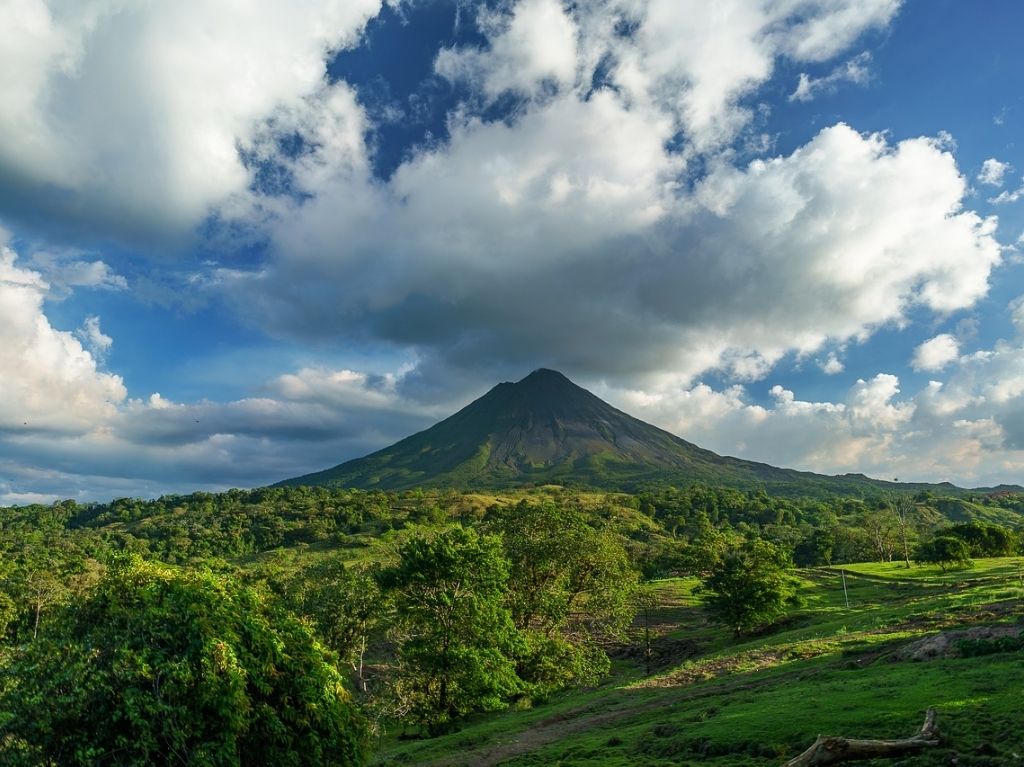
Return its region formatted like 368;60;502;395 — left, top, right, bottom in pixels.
3;0;1024;503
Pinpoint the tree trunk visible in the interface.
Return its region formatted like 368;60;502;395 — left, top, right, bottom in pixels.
783;708;940;767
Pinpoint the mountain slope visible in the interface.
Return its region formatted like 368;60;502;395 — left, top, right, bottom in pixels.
277;369;1015;496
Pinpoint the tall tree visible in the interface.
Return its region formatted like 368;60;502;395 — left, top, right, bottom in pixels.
489;500;638;694
379;526;522;732
891;494;918;567
270;555;383;694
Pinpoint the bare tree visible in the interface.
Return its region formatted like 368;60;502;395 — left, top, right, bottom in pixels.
891;494;917;568
861;509;898;563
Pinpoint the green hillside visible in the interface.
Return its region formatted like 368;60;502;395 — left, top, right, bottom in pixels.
278;369;1020;498
378;559;1024;766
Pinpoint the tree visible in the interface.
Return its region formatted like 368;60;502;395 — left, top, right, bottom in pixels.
794;528;836;567
702;539;800;635
1;555;368;766
945;522;1016;557
861;508;899;563
378;526;522;732
488;500;638;695
915;536;973;572
278;555;384;694
890;494;918;567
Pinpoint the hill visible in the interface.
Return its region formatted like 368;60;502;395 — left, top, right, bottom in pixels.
278;369;1017;497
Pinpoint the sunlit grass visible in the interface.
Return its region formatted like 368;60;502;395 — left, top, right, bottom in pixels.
375;558;1024;766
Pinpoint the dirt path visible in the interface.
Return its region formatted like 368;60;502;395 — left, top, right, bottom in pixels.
423;668;820;767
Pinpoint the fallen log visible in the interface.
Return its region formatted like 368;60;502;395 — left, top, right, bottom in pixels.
783;708;940;766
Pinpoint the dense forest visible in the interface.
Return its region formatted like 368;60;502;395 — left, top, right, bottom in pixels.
1;484;1022;764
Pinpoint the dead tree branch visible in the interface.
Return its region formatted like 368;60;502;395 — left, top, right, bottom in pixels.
783;708;940;767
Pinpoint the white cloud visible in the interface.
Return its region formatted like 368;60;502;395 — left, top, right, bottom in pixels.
0;244;125;433
789;51;872;102
75;315;112;357
0;0;383;242
601;350;1024;487
0;360;442;502
28;248;127;295
221;115;1001;393
977;158;1011;187
436;0;579;99
820;352;845;375
1009;295;1024;334
574;0;899;151
912;333;960;372
989;179;1024;205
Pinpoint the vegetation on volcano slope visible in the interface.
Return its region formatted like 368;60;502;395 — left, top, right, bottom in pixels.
277;369;1024;499
0;483;1023;764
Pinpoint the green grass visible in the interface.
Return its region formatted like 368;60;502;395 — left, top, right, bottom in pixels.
374;558;1024;766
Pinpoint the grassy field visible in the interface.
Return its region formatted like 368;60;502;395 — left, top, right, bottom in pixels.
374;558;1024;766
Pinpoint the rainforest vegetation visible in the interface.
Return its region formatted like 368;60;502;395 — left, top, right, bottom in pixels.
1;484;1022;764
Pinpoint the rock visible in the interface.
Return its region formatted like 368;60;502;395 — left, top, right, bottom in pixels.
892;626;1022;662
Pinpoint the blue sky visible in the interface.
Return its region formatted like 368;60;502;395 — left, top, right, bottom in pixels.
3;0;1024;502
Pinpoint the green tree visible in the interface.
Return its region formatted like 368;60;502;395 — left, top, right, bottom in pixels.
379;526;522;732
1;556;367;766
702;539;800;636
489;500;638;695
915;535;974;572
279;555;384;693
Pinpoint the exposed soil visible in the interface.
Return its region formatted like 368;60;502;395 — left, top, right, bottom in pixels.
890;625;1022;662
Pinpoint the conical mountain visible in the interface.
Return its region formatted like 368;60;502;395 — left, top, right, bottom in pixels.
279;369;996;496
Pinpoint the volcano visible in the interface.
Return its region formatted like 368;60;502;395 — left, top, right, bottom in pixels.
277;369;1007;496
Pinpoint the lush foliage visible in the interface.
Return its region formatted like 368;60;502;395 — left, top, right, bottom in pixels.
0;482;1021;755
378;527;523;732
0;556;367;766
487;500;638;694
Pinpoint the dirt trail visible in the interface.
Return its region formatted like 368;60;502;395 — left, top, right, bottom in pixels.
422;668;817;767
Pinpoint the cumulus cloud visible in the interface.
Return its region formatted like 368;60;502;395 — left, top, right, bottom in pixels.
0;363;442;503
789;51;873;102
228;121;1000;392
569;0;900;151
1009;295;1024;334
28;250;127;294
0;0;383;243
820;352;845;375
977;158;1011;187
436;0;579;99
0;240;440;500
603;349;1024;487
0;244;125;433
912;333;960;372
989;179;1024;205
75;315;113;358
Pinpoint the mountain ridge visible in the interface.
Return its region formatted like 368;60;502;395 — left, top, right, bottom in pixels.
277;369;1019;497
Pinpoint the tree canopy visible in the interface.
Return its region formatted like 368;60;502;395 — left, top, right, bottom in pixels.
1;555;368;766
